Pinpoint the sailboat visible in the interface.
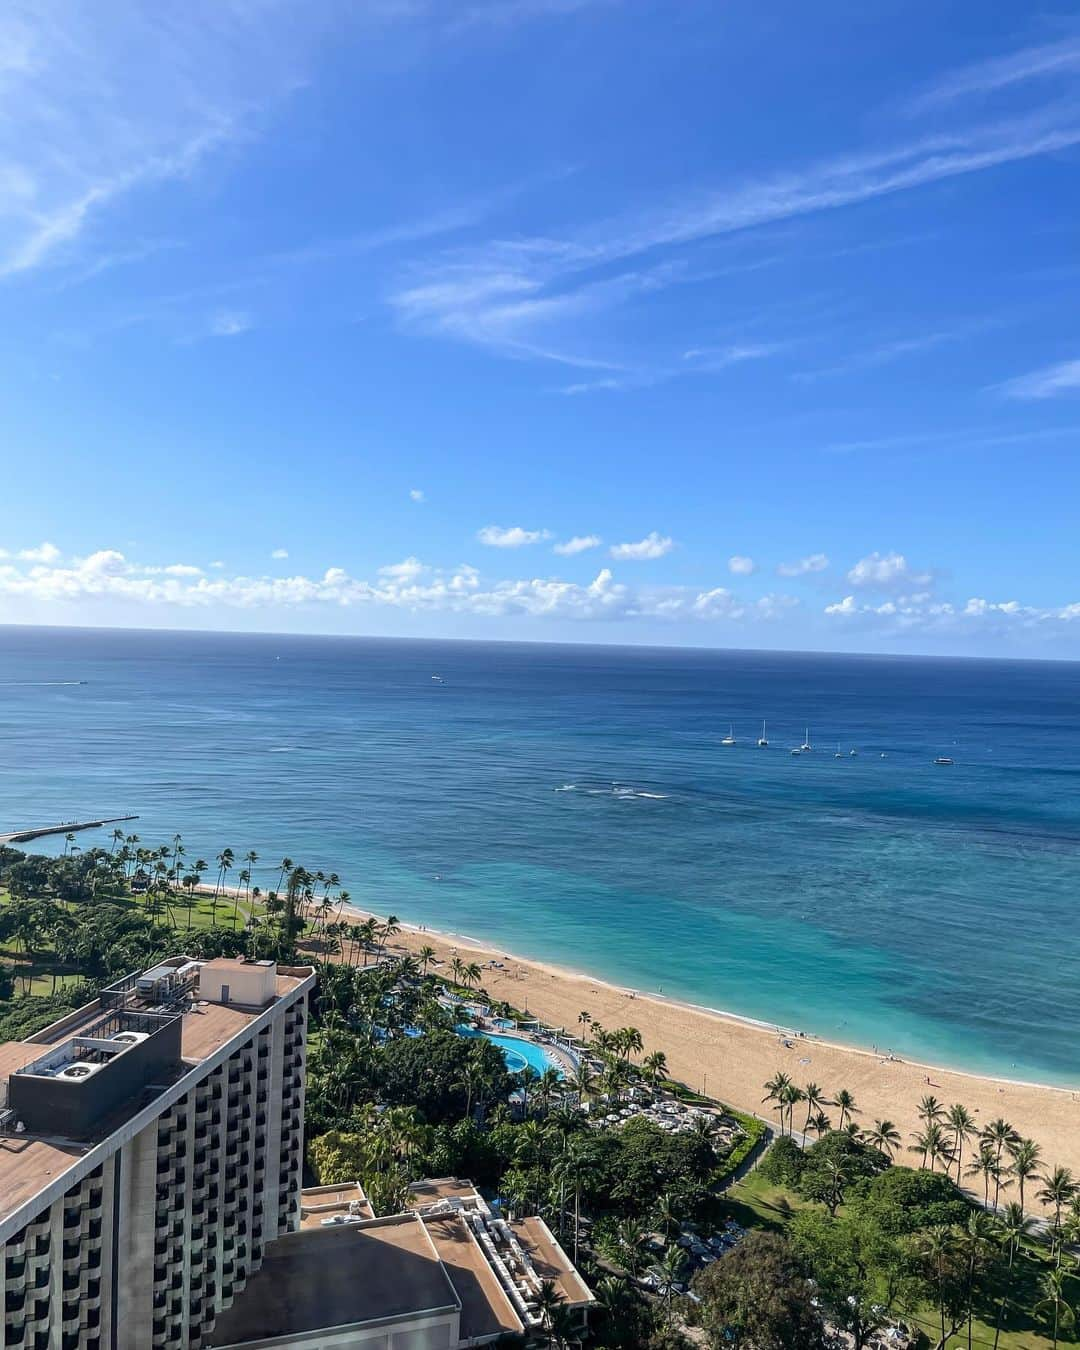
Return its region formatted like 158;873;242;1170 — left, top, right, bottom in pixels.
757;720;768;747
721;724;736;745
834;742;843;759
800;727;813;752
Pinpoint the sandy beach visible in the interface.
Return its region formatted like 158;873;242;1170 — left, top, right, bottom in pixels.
336;905;1080;1201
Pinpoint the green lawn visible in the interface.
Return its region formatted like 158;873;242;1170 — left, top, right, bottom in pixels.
0;885;263;995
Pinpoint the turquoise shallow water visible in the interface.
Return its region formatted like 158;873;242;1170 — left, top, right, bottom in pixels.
1;626;1078;1085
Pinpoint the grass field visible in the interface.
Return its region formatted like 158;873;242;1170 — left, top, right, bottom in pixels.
0;884;263;994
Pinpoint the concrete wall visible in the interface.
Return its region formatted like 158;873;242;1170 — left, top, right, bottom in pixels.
199;963;277;1009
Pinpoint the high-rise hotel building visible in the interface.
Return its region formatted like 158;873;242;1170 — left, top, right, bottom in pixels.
0;956;315;1350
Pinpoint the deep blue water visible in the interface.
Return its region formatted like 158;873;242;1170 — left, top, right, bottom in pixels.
1;625;1078;1084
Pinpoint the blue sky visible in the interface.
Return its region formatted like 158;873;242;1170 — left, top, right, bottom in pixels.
3;0;1080;655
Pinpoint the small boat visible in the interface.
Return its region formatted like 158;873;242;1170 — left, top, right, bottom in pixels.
721;724;736;746
757;720;768;747
834;743;843;759
431;674;444;682
849;748;858;757
790;748;801;757
934;756;954;766
800;727;813;752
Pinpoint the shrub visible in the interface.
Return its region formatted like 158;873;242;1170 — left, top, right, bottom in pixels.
759;1134;806;1187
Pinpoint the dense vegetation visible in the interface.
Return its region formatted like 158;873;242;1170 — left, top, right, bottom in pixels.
3;837;1079;1348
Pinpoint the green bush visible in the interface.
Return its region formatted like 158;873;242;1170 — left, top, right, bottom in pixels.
759;1134;806;1187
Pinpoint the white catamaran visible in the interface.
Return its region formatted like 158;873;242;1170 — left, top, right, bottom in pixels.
757;720;768;747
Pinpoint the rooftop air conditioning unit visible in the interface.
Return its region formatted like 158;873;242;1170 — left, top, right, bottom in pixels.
58;1063;102;1081
110;1031;149;1048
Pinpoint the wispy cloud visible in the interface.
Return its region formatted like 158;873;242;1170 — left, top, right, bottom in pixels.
0;3;314;281
777;553;829;577
998;357;1080;400
409;488;426;502
477;524;552;547
391;104;1080;370
610;532;673;561
907;36;1080;113
209;309;253;338
553;534;602;555
271;548;289;560
728;555;755;575
793;325;978;382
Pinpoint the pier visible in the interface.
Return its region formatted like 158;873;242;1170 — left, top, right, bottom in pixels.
0;815;139;846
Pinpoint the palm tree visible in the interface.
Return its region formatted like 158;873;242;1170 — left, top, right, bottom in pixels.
1007;1137;1042;1215
992;1202;1036;1350
614;1219;648;1276
782;1083;805;1138
947;1103;977;1184
762;1071;793;1135
577;1010;592;1034
642;1050;667;1087
617;1026;643;1061
418;945;435;976
571;1059;596;1108
1034;1264;1076;1350
463;961;482;991
653;1193;681;1246
833;1088;857;1130
554;1138;598;1264
911;1123;951;1172
802;1081;827;1135
865;1119;901;1157
1037;1166;1078;1261
449;956;466;988
918;1093;946;1128
809;1108;832;1137
651;1243;688;1316
966;1145;1001;1208
981;1118;1020;1209
921;1224;958;1350
961;1211;997;1350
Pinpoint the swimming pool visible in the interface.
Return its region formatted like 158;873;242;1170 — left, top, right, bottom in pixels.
456;1026;563;1078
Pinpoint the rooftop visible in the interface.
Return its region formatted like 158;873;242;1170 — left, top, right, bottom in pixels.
206;1215;462;1347
214;1178;593;1348
0;958;312;1232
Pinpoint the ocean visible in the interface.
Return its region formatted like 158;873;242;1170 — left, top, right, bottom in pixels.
1;625;1078;1085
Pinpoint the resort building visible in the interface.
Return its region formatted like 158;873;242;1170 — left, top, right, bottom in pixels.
206;1178;595;1349
0;955;315;1350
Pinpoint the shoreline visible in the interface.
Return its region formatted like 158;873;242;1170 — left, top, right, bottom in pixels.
330;902;1080;1204
339;904;1077;1098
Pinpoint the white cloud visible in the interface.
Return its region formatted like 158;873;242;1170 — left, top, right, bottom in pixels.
998;358;1080;400
209;560;225;569
553;534;601;555
907;37;1080;113
389;105;1080;369
477;524;552;548
209;310;252;338
0;545;801;627
728;555;755;576
778;552;829;577
378;557;426;580
610;531;673;561
270;548;289;560
409;488;425;502
846;551;932;589
17;542;61;563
